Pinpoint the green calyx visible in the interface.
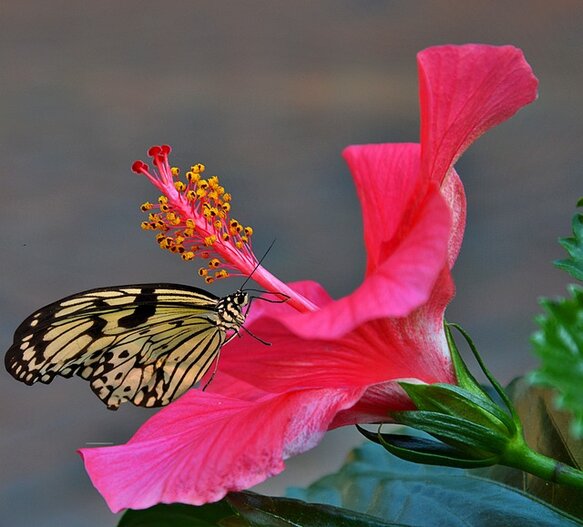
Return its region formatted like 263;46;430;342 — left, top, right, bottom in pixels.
364;323;583;489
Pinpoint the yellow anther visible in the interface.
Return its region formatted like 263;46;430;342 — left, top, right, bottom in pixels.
140;202;154;212
223;193;232;202
198;179;209;190
148;212;160;222
204;235;216;246
236;241;243;249
221;202;231;212
198;268;208;277
158;196;168;205
140;221;152;230
215;269;229;279
214;219;222;230
181;252;195;261
240;235;248;243
155;233;166;242
166;213;181;226
229;219;239;228
160;203;170;212
204;276;214;284
196;188;207;199
222;232;230;241
186;171;200;183
174;181;186;192
171;167;180;177
175;235;185;245
191;163;205;173
185;219;195;229
186;190;197;201
209;258;220;268
208;176;219;188
208;190;219;201
184;228;195;236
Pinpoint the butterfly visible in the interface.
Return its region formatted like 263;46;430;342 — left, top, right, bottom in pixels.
5;284;252;410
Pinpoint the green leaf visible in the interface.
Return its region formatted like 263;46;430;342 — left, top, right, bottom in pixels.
555;198;583;281
117;500;240;527
530;285;583;438
227;492;404;527
287;442;583;527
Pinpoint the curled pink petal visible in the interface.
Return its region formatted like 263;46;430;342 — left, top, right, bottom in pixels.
418;44;538;184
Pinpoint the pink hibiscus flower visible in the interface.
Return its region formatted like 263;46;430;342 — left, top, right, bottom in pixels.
80;44;538;512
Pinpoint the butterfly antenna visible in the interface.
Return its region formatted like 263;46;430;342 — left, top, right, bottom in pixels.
239;239;276;291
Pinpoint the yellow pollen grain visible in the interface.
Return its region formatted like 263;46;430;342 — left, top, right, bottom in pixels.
158;196;168;204
223;193;232;202
140;202;154;212
204;276;214;284
244;226;253;236
171;167;180;177
191;163;205;173
209;258;220;268
140;221;151;230
198;268;208;276
174;181;186;192
182;252;195;261
186;190;196;201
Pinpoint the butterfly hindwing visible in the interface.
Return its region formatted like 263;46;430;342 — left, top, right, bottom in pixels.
5;284;243;410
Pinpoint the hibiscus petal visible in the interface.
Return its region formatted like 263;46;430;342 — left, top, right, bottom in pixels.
79;387;363;512
441;167;466;267
342;143;423;274
220;279;454;394
277;181;451;339
329;380;415;428
418;44;538;184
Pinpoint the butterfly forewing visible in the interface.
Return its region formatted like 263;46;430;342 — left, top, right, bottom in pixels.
5;284;247;410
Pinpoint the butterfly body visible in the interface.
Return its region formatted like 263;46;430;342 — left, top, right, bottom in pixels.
5;284;249;410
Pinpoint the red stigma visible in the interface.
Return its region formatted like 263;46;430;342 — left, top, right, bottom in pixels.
132;160;148;174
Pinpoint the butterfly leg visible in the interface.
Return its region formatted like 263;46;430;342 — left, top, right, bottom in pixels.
201;330;241;391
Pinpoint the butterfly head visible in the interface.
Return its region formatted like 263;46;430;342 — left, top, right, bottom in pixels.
217;290;250;329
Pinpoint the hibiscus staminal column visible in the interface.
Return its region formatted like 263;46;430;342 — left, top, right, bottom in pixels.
132;145;316;313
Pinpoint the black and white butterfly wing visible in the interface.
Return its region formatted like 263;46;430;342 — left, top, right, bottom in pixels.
5;284;232;410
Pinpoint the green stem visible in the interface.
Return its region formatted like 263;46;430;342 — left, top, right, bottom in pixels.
503;438;583;489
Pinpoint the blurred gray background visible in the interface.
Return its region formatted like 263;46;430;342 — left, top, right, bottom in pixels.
1;1;582;525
